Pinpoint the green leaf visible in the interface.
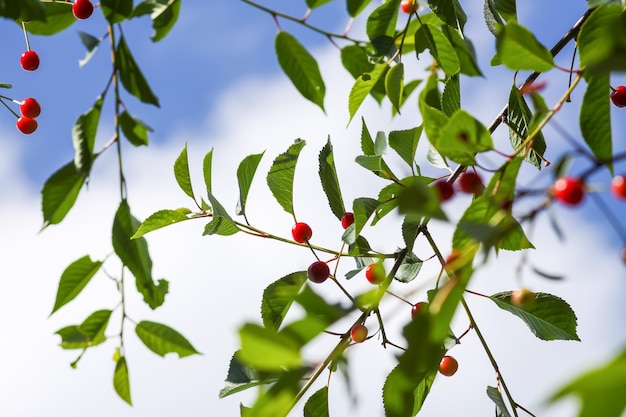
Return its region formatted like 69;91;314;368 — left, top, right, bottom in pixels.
385;63;404;113
507;86;546;169
41;161;87;228
304;387;329;417
441;26;482;76
247;368;308;417
441;75;460;116
366;0;401;56
72;97;103;175
318;139;346;220
174;143;195;200
101;0;133;24
341;45;385;103
348;64;388;124
119;111;152;146
580;73;612;169
261;272;308;331
397;176;447;221
220;351;279;399
415;24;461;77
236;152;265;218
487;386;513;417
135;320;200;358
135;0;182;42
550;348;626;417
306;0;333;8
275;31;325;111
23;3;75;36
116;36;160;107
112;200;169;309
347;0;373;17
435;110;494;166
490;292;580;341
237;323;302;372
352;197;380;239
203;148;213;195
267;139;306;216
77;31;101;67
1;0;45;22
114;356;132;405
131;209;190;239
51;256;103;315
427;0;467;31
56;310;112;350
492;21;554;71
578;5;626;73
389;126;422;168
419;74;449;146
203;191;240;236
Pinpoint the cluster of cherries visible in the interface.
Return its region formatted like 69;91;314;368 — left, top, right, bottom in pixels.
14;0;94;134
291;215;459;377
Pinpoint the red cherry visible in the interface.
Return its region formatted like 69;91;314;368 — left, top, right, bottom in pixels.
365;263;385;285
553;177;585;206
611;86;626;108
433;180;454;202
341;212;354;229
16;117;38;134
611;175;626;199
439;355;458;377
350;324;368;343
20;50;40;71
307;261;330;283
72;0;94;19
400;0;415;14
411;301;427;319
291;222;312;243
458;171;484;194
20;98;41;118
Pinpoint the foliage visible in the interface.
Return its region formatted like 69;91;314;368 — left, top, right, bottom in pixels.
2;0;626;416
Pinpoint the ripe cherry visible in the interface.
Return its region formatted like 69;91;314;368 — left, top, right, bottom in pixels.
611;86;626;108
439;355;458;376
511;288;535;308
16;117;38;134
611;175;626;199
458;171;484;195
307;261;330;284
350;324;368;343
20;50;40;71
72;0;94;19
433;180;454;202
19;98;41;118
400;0;415;14
553;177;584;206
411;301;427;319
291;222;312;243
365;263;385;285
341;212;354;229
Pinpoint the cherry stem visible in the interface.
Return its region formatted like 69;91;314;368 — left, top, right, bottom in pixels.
22;21;31;51
0;97;20;118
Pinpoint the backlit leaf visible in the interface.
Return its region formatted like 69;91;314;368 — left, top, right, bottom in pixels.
492;21;554;72
267;139;306;216
114;356;132;405
174;143;195;200
237;323;302;372
236;152;265;218
131;209;190;239
101;0;133;24
348;64;388;123
580;73;612;170
51;255;103;315
318;139;346;219
219;351;279;398
389;126;422;168
116;36;160;107
385;63;404;113
119;111;152;146
135;320;200;358
72;97;103;175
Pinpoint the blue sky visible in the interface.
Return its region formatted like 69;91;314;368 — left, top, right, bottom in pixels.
1;1;625;416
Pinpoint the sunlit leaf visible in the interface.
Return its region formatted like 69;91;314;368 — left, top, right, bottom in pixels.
131;209;190;239
116;36;160;107
267;139;306;216
492;21;554;71
237;323;302;372
174;143;195;200
219;351;279;398
114;356;132;405
236;152;264;218
348;64;387;123
318;139;346;220
77;31;101;67
119;111;152;146
41;161;87;229
580;73;612;171
51;255;103;315
135;320;200;358
72;97;103;175
385;63;404;113
275;31;325;111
